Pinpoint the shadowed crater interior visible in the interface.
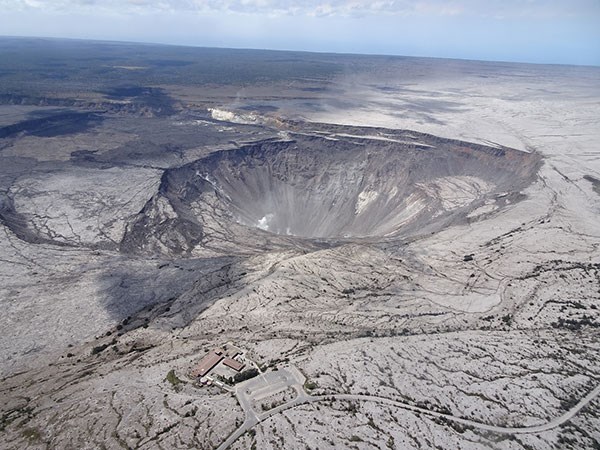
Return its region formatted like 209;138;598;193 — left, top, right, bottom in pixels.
121;131;541;254
205;136;540;238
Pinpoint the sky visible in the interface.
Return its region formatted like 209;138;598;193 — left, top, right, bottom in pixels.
1;0;599;66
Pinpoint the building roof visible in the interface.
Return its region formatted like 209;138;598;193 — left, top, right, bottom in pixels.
223;357;245;372
190;351;224;378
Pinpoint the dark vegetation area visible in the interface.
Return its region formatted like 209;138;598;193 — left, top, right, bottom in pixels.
0;36;348;97
219;368;260;385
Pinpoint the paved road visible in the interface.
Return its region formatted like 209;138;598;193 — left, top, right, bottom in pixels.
217;366;600;449
216;367;305;450
312;385;600;434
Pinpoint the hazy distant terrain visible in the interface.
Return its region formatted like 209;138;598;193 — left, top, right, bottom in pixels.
1;37;599;449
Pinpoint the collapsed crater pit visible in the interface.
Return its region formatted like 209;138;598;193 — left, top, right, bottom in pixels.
123;131;541;254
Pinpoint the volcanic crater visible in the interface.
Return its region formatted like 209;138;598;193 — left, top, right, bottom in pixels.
121;130;542;255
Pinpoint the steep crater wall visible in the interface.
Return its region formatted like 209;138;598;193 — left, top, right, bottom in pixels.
121;132;541;255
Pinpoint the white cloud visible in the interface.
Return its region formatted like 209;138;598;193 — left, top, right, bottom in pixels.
0;0;598;19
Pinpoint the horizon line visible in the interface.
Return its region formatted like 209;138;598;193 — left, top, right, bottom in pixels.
2;34;599;70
